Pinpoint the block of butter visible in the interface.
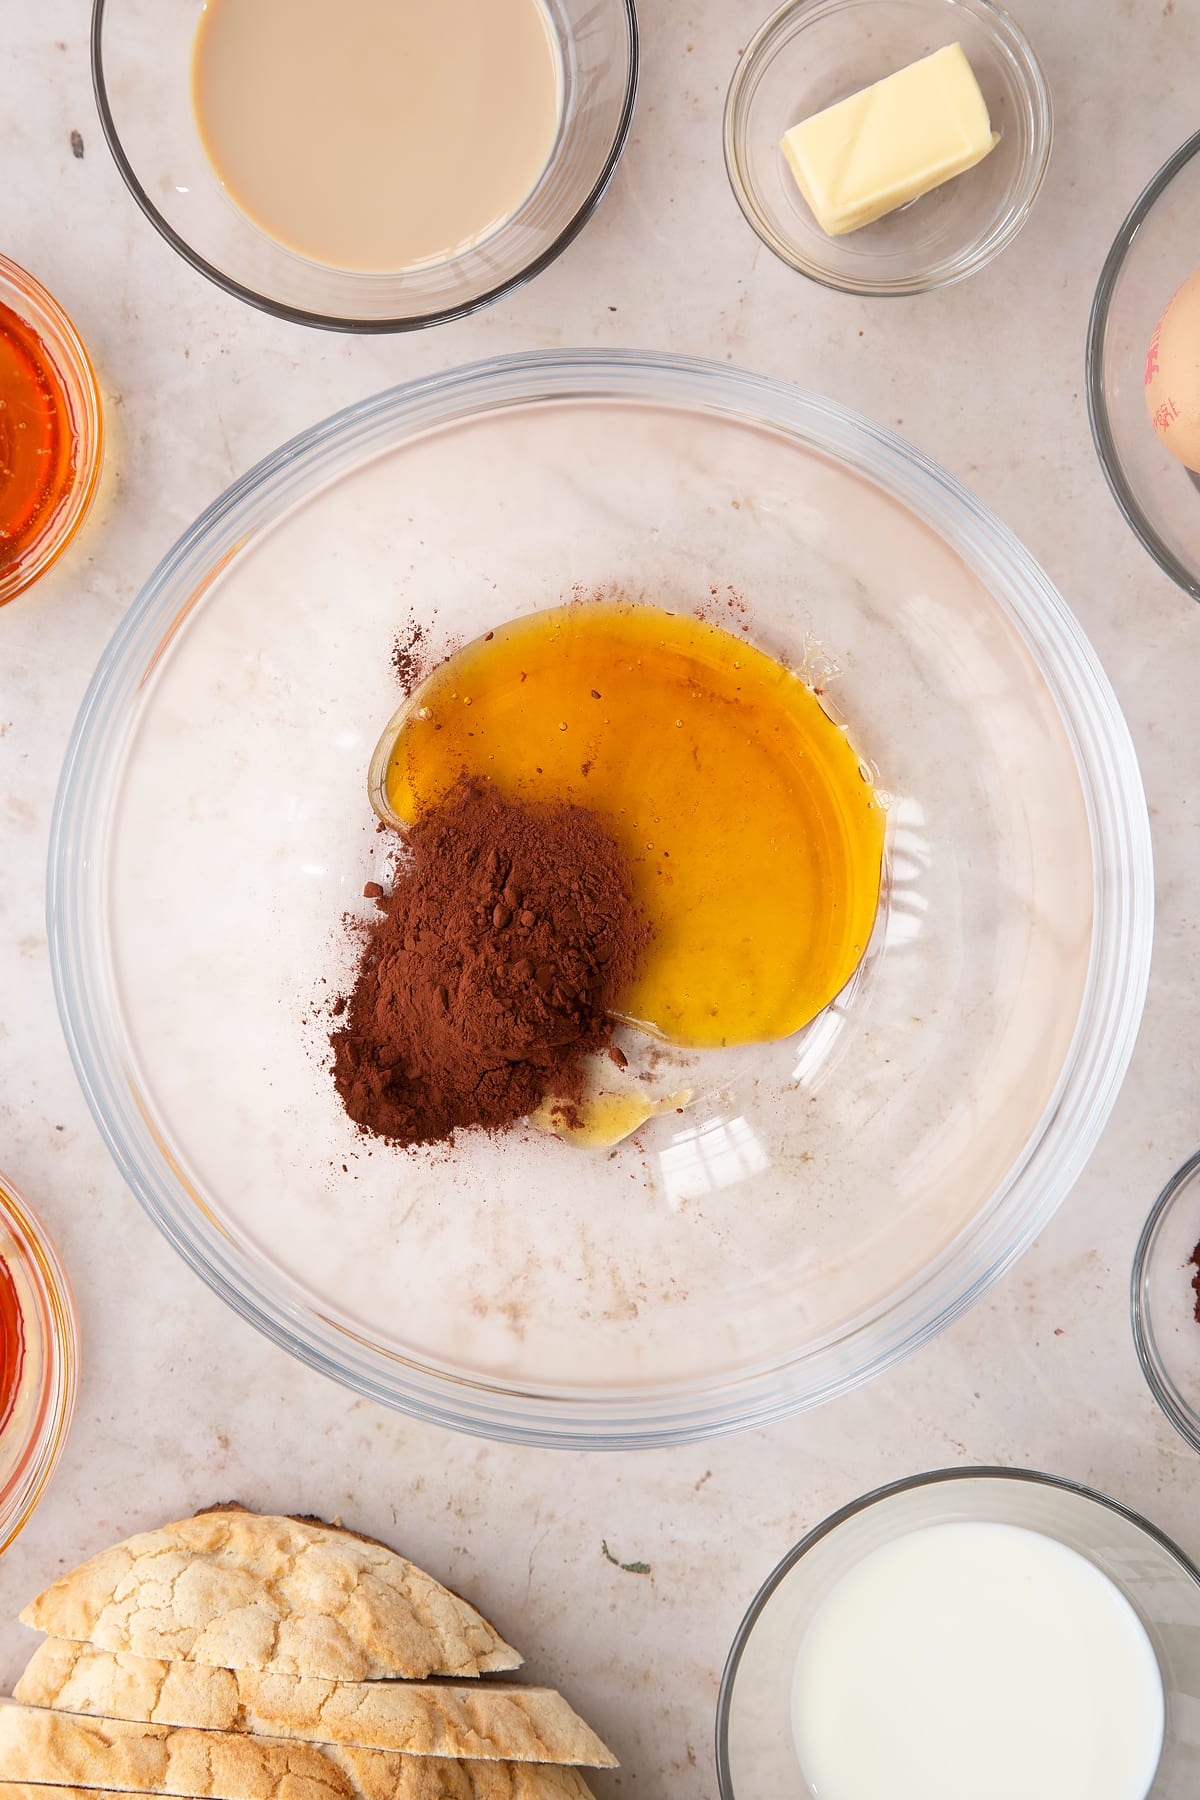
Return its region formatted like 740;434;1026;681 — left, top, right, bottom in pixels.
780;43;998;237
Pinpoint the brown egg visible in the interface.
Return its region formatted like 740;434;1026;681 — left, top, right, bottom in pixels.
1145;268;1200;473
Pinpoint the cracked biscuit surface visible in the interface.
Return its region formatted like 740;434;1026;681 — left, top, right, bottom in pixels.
0;1709;596;1800
14;1644;615;1768
18;1513;520;1682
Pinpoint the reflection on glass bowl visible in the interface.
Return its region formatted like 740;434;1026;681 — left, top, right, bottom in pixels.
49;351;1151;1448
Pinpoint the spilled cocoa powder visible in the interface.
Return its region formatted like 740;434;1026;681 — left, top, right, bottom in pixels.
331;778;650;1149
390;617;429;693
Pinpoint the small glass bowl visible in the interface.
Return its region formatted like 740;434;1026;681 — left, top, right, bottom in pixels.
1087;130;1200;603
90;0;638;333
1132;1150;1200;1457
724;0;1052;297
0;1173;78;1553
717;1467;1200;1798
0;255;103;608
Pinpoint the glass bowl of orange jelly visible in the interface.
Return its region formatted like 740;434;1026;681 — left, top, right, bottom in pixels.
0;1174;78;1552
0;255;103;607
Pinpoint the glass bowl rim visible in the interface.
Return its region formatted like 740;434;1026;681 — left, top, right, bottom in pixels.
722;0;1053;298
1085;126;1200;604
0;1172;80;1554
89;0;640;335
46;347;1152;1449
714;1463;1200;1798
1131;1146;1200;1456
0;252;104;606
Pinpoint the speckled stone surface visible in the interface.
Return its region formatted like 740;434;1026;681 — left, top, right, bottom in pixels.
1;3;1199;1794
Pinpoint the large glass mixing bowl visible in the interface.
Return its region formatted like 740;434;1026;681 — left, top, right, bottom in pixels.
48;352;1151;1448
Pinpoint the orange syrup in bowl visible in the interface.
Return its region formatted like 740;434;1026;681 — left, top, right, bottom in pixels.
0;1176;78;1551
0;257;102;607
372;601;886;1050
0;1249;24;1435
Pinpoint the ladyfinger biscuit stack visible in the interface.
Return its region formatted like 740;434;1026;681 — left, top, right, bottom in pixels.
1;1507;615;1800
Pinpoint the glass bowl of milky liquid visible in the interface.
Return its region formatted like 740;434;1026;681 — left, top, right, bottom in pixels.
49;350;1151;1448
91;0;638;330
718;1468;1200;1800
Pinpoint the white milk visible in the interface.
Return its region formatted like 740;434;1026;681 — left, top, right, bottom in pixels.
791;1522;1165;1800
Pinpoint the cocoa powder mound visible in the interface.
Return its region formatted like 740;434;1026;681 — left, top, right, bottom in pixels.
331;778;650;1149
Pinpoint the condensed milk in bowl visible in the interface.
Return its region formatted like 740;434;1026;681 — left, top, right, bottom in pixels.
92;0;638;329
191;0;564;275
718;1468;1200;1800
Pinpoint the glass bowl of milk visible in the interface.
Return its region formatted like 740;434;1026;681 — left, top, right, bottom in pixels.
91;0;638;331
718;1467;1200;1800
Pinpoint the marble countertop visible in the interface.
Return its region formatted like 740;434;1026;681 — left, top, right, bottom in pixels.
2;2;1199;1792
